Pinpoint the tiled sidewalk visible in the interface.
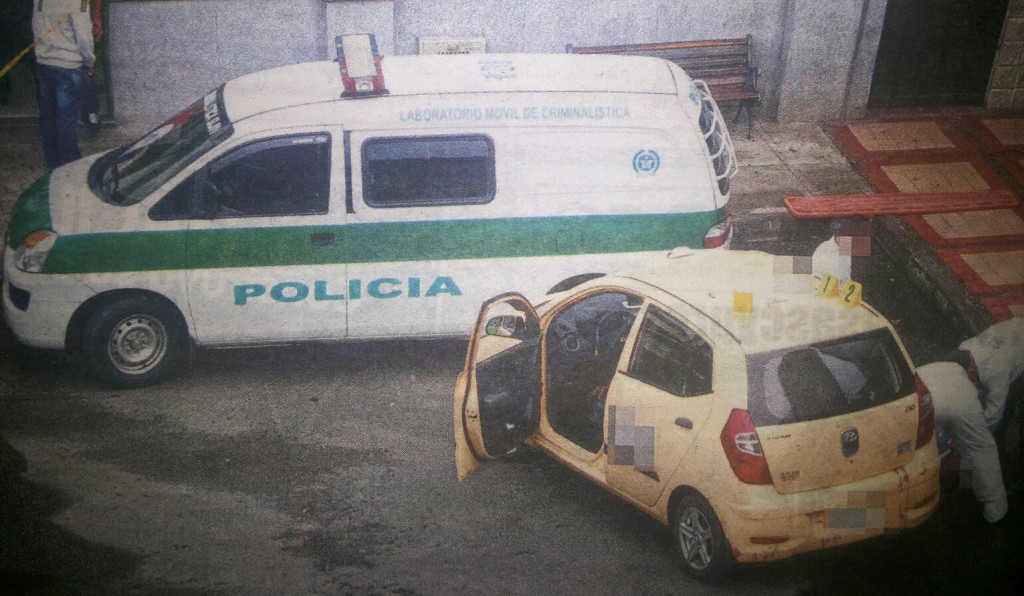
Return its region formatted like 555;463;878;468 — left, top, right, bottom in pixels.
832;113;1024;321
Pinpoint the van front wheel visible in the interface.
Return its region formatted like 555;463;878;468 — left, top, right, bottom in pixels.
80;295;187;388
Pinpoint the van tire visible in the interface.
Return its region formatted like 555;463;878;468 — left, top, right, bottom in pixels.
79;295;187;389
547;273;605;294
672;493;735;583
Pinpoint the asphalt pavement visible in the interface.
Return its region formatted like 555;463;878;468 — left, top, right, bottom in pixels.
2;117;1022;593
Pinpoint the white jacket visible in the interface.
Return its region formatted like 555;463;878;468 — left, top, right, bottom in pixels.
32;0;95;70
961;317;1024;430
917;362;1007;523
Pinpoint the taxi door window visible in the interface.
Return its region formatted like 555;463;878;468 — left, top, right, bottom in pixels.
627;305;713;398
362;135;495;207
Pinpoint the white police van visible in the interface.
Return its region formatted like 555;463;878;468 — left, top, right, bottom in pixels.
3;35;736;387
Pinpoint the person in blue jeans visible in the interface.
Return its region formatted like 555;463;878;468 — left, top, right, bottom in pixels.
32;0;95;170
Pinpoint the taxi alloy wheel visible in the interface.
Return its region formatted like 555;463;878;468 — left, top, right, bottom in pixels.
673;494;734;582
81;295;187;388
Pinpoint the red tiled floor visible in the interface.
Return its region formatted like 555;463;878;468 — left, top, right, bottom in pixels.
993;150;1024;189
857;155;1007;194
905;206;1024;248
965;114;1024;151
831;112;1024;321
938;246;1024;295
831;118;972;162
982;294;1024;321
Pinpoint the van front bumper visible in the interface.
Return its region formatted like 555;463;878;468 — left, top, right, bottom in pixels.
719;445;940;564
2;250;92;349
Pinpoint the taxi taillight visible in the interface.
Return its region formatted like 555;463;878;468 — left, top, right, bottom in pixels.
914;375;936;449
720;408;772;485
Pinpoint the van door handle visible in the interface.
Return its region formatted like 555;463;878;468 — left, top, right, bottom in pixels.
675;417;693;430
310;232;335;247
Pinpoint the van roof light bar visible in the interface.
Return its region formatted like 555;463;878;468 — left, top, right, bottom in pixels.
336;33;388;97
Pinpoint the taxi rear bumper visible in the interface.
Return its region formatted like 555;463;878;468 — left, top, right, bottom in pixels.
719;445;940;563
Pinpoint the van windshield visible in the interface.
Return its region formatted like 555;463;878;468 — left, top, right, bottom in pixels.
90;86;233;206
746;328;914;426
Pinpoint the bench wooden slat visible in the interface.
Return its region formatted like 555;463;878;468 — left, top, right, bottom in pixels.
686;69;749;81
567;36;761;138
569;38;751;54
708;87;760;102
678;63;750;74
784;190;1020;218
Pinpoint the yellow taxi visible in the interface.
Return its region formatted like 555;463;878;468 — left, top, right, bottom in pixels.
453;248;940;581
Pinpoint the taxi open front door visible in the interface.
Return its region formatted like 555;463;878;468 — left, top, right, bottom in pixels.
454;293;541;481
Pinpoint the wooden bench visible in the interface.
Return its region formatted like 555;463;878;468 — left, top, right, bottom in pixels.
566;36;760;139
784;190;1020;218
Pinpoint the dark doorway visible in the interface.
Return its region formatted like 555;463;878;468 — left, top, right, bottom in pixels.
869;0;1010;108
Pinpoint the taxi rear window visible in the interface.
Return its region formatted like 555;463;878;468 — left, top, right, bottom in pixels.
746;328;914;426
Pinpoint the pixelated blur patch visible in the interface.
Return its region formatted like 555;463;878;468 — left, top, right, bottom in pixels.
608;405;655;473
773;256;816;293
774;255;813;274
634;426;655;470
851;236;872;256
837;235;872;257
827;490;887;529
838;235;853;256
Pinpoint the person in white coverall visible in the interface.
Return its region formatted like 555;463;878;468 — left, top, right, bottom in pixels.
917;361;1008;523
958;317;1024;433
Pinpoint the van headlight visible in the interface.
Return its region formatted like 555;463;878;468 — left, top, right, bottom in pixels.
14;230;58;273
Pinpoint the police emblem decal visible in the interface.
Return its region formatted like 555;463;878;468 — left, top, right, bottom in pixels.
633;149;660;175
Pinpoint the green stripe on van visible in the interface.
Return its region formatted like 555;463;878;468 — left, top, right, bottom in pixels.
42;210;725;274
7;173;53;248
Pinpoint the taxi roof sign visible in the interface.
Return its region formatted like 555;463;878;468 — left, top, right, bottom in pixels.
335;33;387;97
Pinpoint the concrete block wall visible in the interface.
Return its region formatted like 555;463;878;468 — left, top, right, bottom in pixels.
324;1;395;57
987;0;1024;109
109;0;326;128
776;0;888;121
394;0;790;120
105;0;888;129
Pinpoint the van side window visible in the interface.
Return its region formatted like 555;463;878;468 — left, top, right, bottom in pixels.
150;134;332;221
627;306;712;398
148;174;195;220
203;134;331;218
362;135;495;207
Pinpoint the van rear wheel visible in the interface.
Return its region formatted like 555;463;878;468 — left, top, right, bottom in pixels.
672;493;734;582
79;295;187;388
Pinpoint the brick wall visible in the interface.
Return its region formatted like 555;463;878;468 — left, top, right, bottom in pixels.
987;0;1024;109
